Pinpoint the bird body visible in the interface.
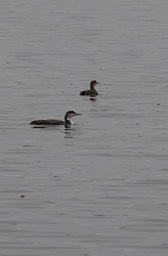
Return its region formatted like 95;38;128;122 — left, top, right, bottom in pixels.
80;80;99;96
30;111;81;127
30;119;65;125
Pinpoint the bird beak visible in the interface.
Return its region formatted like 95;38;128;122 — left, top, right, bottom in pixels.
75;113;82;116
96;82;100;84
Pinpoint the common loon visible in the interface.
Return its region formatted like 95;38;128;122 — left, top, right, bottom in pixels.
30;111;82;128
80;80;99;96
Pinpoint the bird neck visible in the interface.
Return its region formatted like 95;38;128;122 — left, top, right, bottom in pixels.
65;118;73;125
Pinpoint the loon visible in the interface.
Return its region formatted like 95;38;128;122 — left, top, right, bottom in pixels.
30;111;82;128
80;80;99;96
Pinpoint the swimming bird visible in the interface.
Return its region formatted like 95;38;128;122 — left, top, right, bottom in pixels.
30;111;82;128
80;80;99;96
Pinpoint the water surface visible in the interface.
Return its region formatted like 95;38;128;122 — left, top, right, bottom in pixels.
1;0;168;255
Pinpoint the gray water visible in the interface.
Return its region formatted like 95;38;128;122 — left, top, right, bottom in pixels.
1;0;168;255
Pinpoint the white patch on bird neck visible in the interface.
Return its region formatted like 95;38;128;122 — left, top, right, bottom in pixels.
66;118;73;124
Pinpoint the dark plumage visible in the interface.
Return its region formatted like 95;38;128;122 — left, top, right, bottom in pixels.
80;80;99;96
30;119;65;126
30;111;81;127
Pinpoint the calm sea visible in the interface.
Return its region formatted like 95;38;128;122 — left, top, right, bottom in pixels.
1;0;168;255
